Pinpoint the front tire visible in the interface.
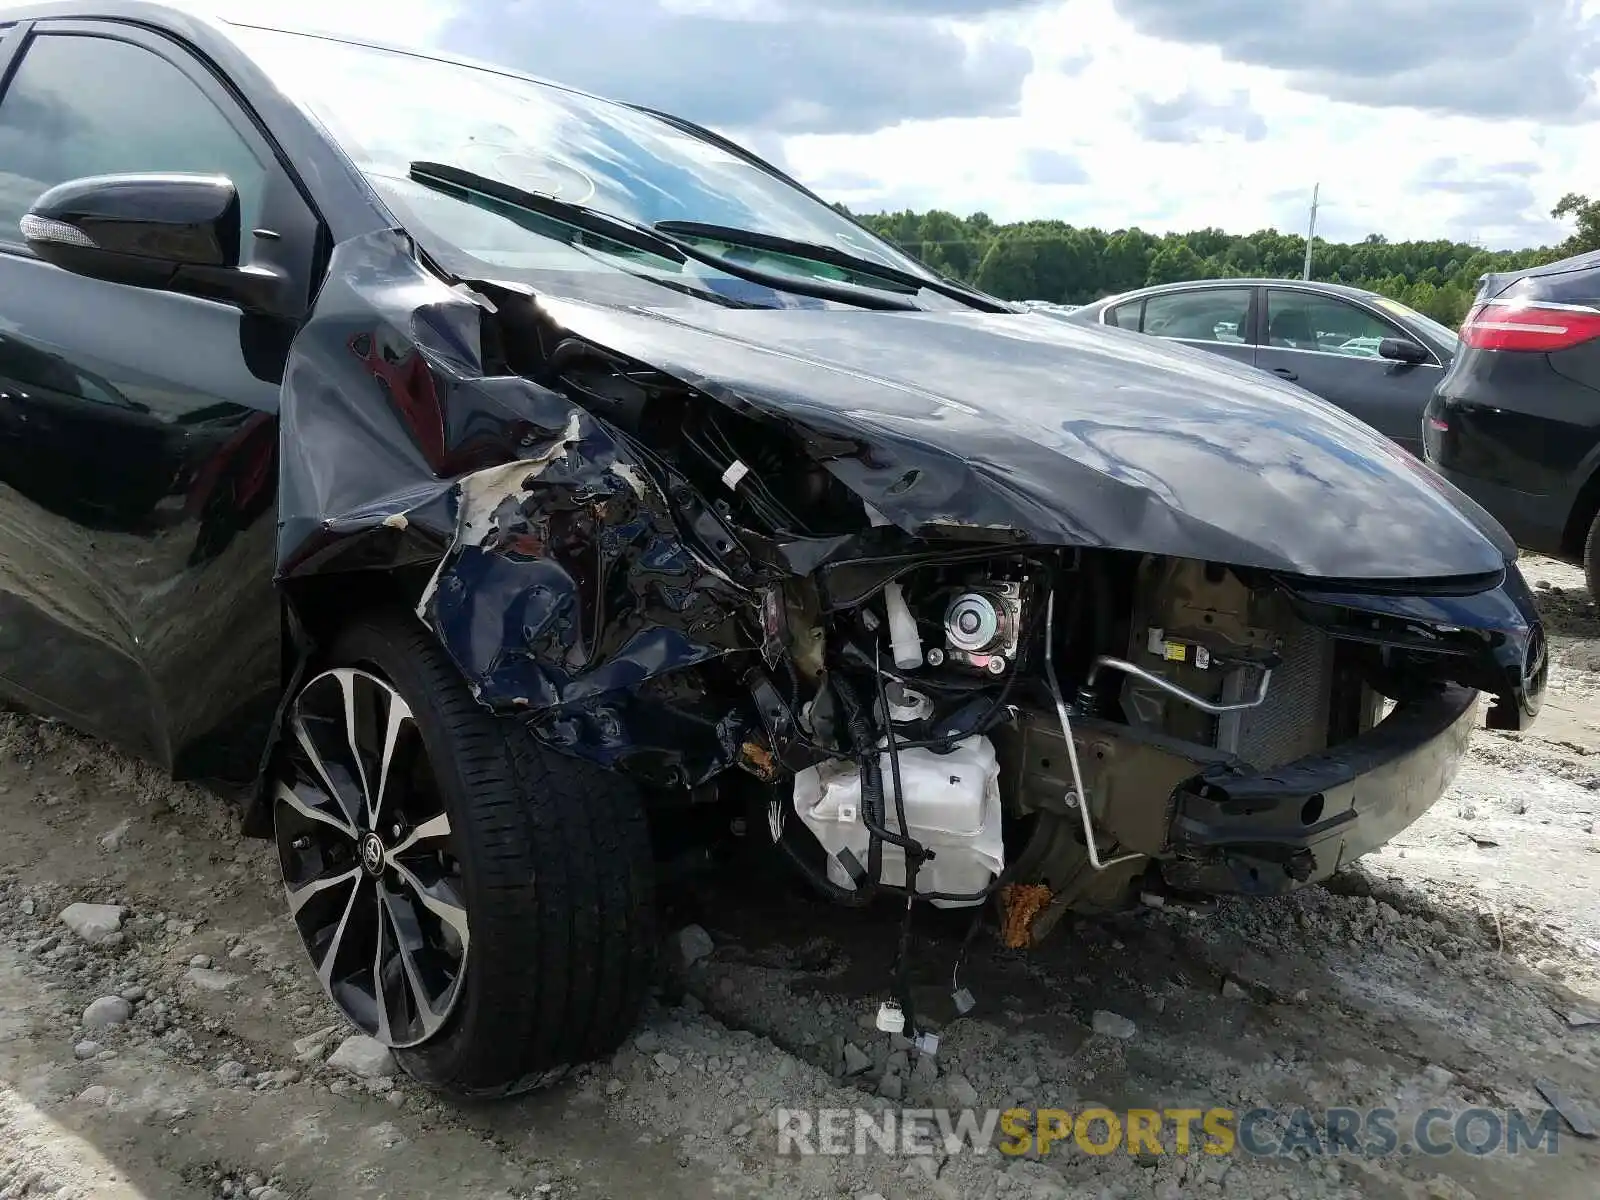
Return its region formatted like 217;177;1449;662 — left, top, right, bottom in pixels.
272;610;655;1098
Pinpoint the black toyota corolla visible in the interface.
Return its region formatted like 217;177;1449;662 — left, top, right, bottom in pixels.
0;2;1546;1098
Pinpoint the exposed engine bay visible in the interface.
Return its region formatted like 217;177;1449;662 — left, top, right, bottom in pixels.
744;551;1446;926
519;310;1530;919
272;230;1548;1042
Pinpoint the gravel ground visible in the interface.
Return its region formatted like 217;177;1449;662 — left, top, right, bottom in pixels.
0;555;1596;1200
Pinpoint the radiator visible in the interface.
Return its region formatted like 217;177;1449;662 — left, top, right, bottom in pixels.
1215;618;1333;769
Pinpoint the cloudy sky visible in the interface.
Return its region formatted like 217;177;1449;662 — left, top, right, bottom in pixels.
198;0;1600;248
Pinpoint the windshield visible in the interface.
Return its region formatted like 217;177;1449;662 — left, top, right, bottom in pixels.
226;24;936;298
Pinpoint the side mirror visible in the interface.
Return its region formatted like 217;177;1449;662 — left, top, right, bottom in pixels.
1378;336;1428;365
22;173;289;315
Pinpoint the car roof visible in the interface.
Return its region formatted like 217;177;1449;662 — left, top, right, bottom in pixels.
1080;278;1381;313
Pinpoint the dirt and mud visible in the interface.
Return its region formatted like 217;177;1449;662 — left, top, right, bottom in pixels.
0;556;1596;1200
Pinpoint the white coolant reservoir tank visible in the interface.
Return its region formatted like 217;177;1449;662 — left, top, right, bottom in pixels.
883;582;923;670
791;735;1003;908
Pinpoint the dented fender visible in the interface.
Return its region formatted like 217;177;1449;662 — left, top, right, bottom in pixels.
269;230;763;804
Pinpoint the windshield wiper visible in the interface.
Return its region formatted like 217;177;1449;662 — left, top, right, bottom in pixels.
407;162;920;312
653;220;1011;313
658;221;922;294
410;161;687;264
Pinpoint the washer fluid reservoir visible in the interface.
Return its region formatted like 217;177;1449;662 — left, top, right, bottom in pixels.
791;734;1003;908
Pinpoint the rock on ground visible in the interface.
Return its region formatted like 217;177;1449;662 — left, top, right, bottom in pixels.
186;967;241;992
946;1073;980;1107
97;817;133;851
671;924;715;970
81;995;131;1031
292;1024;340;1063
58;902;125;945
842;1042;872;1075
326;1034;396;1080
1091;1009;1137;1039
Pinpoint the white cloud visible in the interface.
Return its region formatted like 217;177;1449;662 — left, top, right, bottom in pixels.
775;0;1589;245
191;0;1594;247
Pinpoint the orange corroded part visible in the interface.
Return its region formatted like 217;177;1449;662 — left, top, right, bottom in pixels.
739;740;778;781
999;883;1053;949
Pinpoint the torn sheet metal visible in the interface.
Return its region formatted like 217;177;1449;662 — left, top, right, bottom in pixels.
277;230;756;784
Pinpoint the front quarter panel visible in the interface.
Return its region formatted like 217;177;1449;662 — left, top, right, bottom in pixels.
270;230;761;821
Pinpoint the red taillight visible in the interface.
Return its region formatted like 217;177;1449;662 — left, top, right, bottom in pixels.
1459;301;1600;352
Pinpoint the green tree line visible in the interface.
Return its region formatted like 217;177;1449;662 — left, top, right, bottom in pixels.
849;195;1600;327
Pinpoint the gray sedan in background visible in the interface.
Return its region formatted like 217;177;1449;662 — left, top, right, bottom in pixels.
1068;279;1460;455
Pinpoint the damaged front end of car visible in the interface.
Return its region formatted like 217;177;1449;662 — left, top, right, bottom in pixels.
258;230;1546;1023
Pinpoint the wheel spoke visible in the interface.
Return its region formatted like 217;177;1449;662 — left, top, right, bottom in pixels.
380;885;451;1040
337;669;377;829
371;890;395;1045
275;781;356;840
316;873;367;989
292;707;364;830
369;691;413;830
389;812;451;858
285;865;361;916
389;859;471;953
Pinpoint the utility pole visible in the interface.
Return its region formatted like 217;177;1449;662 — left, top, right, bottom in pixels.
1302;183;1320;280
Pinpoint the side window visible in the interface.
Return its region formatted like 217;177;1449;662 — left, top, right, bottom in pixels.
1265;290;1402;358
1104;299;1142;329
0;33;268;245
1139;289;1252;344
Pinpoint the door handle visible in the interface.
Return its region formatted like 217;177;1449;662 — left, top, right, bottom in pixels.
1271;367;1298;381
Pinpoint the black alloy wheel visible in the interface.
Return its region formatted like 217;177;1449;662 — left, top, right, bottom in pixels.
275;667;469;1048
271;611;656;1098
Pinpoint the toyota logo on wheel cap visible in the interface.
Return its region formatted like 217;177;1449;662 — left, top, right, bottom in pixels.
359;832;386;876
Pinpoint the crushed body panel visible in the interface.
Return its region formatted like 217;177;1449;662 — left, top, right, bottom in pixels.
275;231;760;789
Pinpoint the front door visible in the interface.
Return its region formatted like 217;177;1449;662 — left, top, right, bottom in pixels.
1253;287;1441;455
0;19;318;778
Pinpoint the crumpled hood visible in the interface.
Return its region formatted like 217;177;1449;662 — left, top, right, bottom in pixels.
533;298;1514;580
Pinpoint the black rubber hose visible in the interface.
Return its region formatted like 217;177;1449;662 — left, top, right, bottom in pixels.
872;639;919;861
834;671;923;854
770;670;887;907
772;819;877;907
831;670;888;884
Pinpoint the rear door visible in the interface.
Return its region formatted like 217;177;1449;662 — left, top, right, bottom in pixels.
1103;286;1259;369
1254;287;1440;454
0;19;319;776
